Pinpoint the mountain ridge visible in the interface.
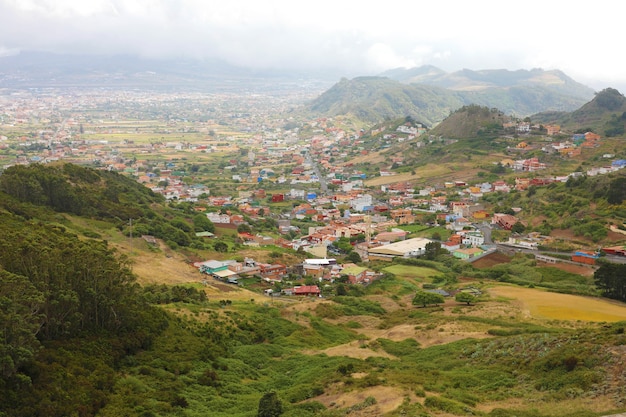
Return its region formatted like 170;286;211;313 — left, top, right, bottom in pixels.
308;68;596;125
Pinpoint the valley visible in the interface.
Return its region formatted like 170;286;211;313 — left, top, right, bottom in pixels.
1;75;626;416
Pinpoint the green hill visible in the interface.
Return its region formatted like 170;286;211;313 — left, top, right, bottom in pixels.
309;69;595;124
308;76;464;126
534;87;626;136
428;104;514;139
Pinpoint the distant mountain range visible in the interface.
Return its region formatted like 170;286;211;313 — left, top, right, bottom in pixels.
0;51;335;93
308;67;597;125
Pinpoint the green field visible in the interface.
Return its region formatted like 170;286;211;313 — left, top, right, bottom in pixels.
382;264;442;280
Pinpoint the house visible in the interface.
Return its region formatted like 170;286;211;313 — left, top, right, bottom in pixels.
340;264;369;284
453;247;485;260
462;231;485;247
207;212;231;224
198;260;240;282
282;285;321;297
492;213;518;230
545;125;561;135
259;263;287;281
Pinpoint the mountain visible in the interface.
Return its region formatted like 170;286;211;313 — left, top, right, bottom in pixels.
533;87;626;136
382;66;594;97
309;68;596;125
308;76;465;127
0;51;335;93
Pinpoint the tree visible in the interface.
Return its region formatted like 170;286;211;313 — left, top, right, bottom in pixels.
336;284;348;296
607;177;626;205
257;391;283;417
510;222;526;234
455;292;476;305
213;242;229;253
595;263;626;302
237;223;252;234
412;291;444;307
424;241;442;260
346;251;362;263
0;270;44;380
193;214;215;233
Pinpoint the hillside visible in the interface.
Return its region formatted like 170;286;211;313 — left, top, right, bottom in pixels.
308;76;464;126
428;104;514;139
309;68;595;124
534;88;626;136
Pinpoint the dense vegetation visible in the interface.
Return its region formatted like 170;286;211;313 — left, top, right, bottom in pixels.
0;163;218;249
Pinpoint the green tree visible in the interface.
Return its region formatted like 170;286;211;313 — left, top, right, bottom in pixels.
336;284;348;296
193;214;215;233
257;391;283;417
346;251;362;263
511;222;526;234
214;241;229;253
0;270;44;380
607;177;626;205
424;241;442;260
595;263;626;302
455;292;476;305
237;223;252;234
412;291;444;307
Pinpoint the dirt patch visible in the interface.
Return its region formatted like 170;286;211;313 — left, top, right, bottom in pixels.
550;229;579;241
131;250;201;285
312;385;413;416
472;251;512;268
537;261;595;277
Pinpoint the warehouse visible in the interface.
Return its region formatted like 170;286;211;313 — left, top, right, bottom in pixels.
367;237;433;261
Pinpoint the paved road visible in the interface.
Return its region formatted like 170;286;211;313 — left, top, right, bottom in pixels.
496;244;626;265
306;152;328;195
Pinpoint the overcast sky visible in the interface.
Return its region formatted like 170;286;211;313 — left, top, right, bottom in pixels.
0;0;623;90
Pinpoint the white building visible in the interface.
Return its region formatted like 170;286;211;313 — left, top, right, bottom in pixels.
462;232;485;247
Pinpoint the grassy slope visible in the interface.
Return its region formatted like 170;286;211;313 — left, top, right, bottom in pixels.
118;242;626;416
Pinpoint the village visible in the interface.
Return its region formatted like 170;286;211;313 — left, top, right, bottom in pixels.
2;88;626;297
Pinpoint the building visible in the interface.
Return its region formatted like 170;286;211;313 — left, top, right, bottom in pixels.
282;285;321;297
462;232;485;247
367;237;433;261
453;247;485;260
492;213;519;230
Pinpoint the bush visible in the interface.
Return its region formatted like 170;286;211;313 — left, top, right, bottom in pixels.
424;396;471;415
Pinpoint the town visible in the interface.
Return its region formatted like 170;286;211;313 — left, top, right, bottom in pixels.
1;87;626;293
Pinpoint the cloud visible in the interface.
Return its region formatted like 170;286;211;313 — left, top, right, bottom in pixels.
0;0;624;89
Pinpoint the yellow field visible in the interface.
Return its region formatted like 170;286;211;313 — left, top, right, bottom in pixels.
489;285;626;322
364;163;480;187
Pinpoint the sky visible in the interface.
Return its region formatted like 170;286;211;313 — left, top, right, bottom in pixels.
0;0;623;90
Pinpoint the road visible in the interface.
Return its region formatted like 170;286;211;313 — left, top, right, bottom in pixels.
496;244;626;265
306;152;328;195
476;222;626;265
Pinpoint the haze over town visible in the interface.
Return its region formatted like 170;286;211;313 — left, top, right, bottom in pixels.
0;0;624;91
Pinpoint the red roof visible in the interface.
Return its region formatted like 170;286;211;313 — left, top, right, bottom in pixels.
294;285;321;295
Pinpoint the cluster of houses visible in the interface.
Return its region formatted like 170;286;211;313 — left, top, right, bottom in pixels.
193;257;383;295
